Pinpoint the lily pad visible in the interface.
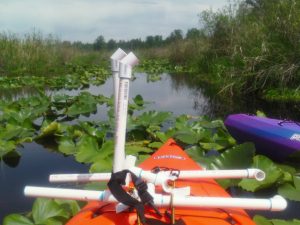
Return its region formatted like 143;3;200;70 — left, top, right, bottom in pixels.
209;142;255;170
278;176;300;201
0;140;16;158
133;94;144;107
239;155;283;192
32;198;69;224
58;137;76;155
3;214;34;225
75;135;100;163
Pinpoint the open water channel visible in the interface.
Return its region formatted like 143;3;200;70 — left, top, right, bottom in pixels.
1;73;299;221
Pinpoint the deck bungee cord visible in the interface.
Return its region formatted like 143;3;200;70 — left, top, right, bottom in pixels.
24;49;288;225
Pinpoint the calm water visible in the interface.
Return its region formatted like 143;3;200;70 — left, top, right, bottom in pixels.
1;73;299;221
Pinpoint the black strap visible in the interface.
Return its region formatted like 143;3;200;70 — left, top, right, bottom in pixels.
108;170;186;225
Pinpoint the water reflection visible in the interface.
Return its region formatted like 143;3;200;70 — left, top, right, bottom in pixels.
0;86;41;100
1;73;300;121
169;73;300;120
0;143;89;221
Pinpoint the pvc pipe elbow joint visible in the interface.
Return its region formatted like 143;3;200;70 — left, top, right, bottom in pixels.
247;169;266;181
110;48;127;72
119;52;139;79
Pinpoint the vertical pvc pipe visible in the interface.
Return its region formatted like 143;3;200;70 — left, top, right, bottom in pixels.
113;52;139;172
110;48;127;119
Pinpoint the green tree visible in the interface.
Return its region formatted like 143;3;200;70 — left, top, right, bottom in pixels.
93;35;106;50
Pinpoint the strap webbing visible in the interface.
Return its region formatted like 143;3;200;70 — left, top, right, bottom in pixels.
108;170;186;225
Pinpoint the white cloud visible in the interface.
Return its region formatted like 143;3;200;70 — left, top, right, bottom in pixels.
0;0;227;42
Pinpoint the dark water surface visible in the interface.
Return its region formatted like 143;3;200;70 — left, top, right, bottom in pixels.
1;73;300;221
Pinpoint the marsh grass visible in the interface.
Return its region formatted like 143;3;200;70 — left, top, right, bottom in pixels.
148;0;300;99
0;32;105;77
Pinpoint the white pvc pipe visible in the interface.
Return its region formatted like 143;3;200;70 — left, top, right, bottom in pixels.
49;173;111;183
110;48;127;119
24;186;115;202
24;186;287;212
154;194;287;212
113;53;139;173
48;168;265;183
179;169;265;181
129;167;173;192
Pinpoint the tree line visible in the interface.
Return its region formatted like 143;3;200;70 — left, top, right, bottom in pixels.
62;28;203;51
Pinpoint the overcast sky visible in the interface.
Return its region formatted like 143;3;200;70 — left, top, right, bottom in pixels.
0;0;228;43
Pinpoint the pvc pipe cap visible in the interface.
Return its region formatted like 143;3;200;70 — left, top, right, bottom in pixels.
270;195;288;211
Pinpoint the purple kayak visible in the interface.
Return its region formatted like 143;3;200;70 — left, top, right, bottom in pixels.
224;114;300;161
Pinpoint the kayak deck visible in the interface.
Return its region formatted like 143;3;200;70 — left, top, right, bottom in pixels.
225;114;300;161
67;139;254;225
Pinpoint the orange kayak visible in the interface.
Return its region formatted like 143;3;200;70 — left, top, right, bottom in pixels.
67;139;255;225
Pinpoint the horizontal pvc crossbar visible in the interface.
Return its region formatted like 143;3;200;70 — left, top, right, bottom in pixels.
24;186;287;212
49;168;265;183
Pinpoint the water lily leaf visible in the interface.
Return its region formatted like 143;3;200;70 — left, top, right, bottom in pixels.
174;130;200;144
136;154;149;164
66;92;97;117
43;218;64;225
271;219;300;225
202;143;254;189
89;158;112;172
0;124;35;141
277;164;296;182
198;119;224;129
136;111;172;127
32;198;69;224
200;142;225;151
174;115;190;130
133;94;144;107
185;146;207;164
155;132;169;143
5;110;33;128
239;155;283;192
278;176;300;201
278;183;300;201
256;110;266;117
126;142;153;155
253;215;272;225
94;140;114;160
84;182;108;191
54;200;81;216
148;142;163;149
0;140;16;158
3;214;34;225
40;121;60;137
209;142;255;170
79;122;104;138
58;137;76;155
75;135;100;163
294;175;300;189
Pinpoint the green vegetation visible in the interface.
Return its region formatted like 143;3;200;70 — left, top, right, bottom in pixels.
88;0;300;103
2;82;300;224
254;215;300;225
0;32;108;77
2;0;300;102
3;199;81;225
2;0;300;224
0;64;109;90
173;0;300;100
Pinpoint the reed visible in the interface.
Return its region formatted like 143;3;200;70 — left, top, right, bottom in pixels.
0;31;104;77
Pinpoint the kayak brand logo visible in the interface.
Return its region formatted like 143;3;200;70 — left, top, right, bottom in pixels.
153;154;186;160
290;133;300;142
